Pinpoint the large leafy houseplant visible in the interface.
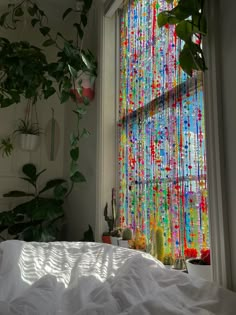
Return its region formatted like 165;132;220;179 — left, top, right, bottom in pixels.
0;163;66;241
158;0;207;76
0;0;97;189
0;38;55;107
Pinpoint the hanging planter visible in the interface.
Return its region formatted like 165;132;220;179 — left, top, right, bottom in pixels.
70;72;96;103
14;101;41;152
19;134;40;151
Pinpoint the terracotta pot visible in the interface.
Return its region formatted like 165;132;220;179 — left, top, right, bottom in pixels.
102;235;111;244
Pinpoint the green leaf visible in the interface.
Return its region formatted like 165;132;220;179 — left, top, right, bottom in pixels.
70;161;79;177
0;12;9;26
44;86;56;99
84;0;93;11
14;7;24;17
27;6;37;16
171;5;192;20
73;107;87;115
176;21;192;42
157;9;182;27
42;39;56;47
31;198;64;221
81;14;87;27
157;11;168;27
70;147;79;161
70;171;86;183
70;133;78;146
39;26;50;36
63;77;72;90
68;64;78;78
74;23;84;40
179;45;194;76
81;128;90;138
8;222;32;236
62;8;73;20
83;96;90;106
39;179;67;194
3;191;34;198
54;184;68;200
22;163;37;180
31;18;39;27
176;17;207;41
60;90;70;103
192;14;207;35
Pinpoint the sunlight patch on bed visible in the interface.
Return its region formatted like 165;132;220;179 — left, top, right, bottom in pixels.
17;242;154;289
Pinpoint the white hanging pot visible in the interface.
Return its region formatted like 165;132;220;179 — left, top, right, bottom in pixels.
19;134;40;151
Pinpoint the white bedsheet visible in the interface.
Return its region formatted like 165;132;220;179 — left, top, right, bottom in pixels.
0;241;235;315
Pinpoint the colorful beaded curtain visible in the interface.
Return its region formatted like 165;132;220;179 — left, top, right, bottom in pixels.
118;0;209;257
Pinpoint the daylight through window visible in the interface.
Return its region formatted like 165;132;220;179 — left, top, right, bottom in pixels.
118;0;209;258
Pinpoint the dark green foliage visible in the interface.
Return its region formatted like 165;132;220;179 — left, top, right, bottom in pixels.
80;225;94;242
0;0;97;188
0;163;68;241
0;136;13;157
158;0;207;76
0;39;55;107
14;119;41;135
122;228;132;240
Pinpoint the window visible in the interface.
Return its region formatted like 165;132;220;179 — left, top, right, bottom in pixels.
118;0;209;258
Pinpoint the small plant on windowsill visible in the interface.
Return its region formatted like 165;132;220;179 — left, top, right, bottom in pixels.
186;248;211;280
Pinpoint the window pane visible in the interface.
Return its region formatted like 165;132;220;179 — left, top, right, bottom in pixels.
120;0;187;118
118;0;209;258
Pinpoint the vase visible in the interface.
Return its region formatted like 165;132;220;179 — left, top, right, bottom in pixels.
186;258;212;281
19;134;40;151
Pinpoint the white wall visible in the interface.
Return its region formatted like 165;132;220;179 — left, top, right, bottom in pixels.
64;1;104;241
217;0;236;291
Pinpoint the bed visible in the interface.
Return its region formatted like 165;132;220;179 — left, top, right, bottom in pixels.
0;241;235;315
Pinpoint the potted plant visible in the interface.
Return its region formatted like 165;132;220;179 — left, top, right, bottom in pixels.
186;248;212;281
129;228;147;251
0;136;14;157
119;227;132;248
14;118;41;151
0;163;67;241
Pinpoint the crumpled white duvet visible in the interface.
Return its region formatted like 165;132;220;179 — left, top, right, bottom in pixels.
0;241;235;315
